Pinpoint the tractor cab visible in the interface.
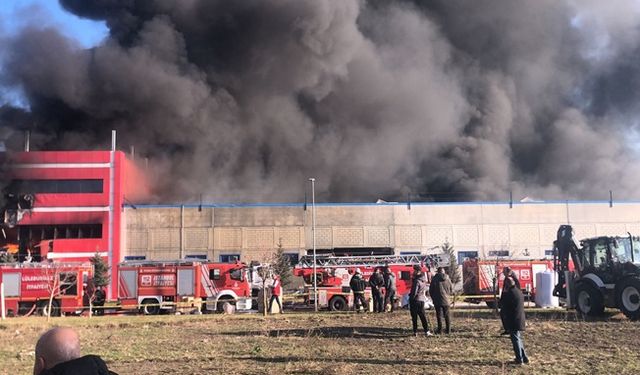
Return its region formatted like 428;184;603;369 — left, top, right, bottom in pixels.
579;235;640;284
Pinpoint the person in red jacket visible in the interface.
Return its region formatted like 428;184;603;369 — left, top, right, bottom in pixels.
268;275;283;313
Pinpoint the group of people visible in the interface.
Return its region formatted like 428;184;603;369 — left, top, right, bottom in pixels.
350;264;529;366
349;267;398;313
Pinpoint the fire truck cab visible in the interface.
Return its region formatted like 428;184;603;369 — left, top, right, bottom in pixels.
0;262;92;317
118;260;252;314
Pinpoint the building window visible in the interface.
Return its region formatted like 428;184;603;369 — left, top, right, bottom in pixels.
544;250;555;257
8;179;103;194
219;254;240;263
457;251;478;264
185;254;207;260
400;251;421;255
488;250;510;257
283;253;299;266
124;255;146;261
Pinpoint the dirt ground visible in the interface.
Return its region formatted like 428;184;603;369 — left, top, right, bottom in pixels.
1;309;639;375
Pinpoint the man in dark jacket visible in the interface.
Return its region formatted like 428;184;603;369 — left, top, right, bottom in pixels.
33;327;118;375
500;277;529;365
383;267;397;312
500;266;521;335
409;265;433;336
369;268;385;313
429;267;453;334
350;268;367;312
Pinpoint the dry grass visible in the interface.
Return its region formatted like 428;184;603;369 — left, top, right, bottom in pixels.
1;309;639;374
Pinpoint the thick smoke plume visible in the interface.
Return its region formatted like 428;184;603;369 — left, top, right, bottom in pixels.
2;0;640;203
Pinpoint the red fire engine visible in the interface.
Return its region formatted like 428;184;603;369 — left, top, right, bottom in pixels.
118;260;253;314
0;262;92;317
293;254;449;311
462;258;553;307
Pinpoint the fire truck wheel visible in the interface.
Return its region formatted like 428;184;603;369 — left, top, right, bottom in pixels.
329;296;348;312
141;299;160;315
216;297;235;313
575;282;604;317
485;300;498;309
616;277;640;321
38;300;61;317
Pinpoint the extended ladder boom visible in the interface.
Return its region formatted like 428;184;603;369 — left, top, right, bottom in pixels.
295;254;450;269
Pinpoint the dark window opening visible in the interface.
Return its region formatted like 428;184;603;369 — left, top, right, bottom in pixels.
488;250;510;257
185;254;207;260
219;254;240;263
124;255;146;261
308;247;394;257
283;253;299;266
7;179;103;194
457;251;478;265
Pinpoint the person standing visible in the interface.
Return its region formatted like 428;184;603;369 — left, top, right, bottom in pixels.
383;267;397;312
500;276;529;365
268;275;283;314
500;266;521;335
409;265;433;336
369;268;385;313
429;267;453;334
350;268;367;312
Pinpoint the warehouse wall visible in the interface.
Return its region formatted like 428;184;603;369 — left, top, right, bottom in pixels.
123;201;640;262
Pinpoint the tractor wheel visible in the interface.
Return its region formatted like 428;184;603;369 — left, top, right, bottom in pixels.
616;277;640;321
141;299;160;315
575;282;604;316
329;296;348;312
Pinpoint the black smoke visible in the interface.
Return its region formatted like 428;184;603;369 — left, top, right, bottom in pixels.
1;0;640;203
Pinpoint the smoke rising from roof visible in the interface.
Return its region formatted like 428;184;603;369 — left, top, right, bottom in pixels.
2;0;640;203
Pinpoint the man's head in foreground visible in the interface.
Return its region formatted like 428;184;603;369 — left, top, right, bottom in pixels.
33;327;81;375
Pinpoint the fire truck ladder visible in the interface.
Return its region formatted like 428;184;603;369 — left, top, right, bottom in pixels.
295;254;449;268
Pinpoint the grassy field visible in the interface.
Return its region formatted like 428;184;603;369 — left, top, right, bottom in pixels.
1;309;639;374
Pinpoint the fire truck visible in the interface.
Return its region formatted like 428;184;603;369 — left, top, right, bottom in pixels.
0;262;92;317
293;254;449;311
462;258;553;307
118;260;253;314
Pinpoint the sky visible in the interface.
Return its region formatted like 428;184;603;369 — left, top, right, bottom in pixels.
0;0;106;48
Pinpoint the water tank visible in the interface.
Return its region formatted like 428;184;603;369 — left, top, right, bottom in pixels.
535;271;559;308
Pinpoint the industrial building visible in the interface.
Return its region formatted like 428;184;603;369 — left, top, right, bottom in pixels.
4;148;640;299
123;200;640;265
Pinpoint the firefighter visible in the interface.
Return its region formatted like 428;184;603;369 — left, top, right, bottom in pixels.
369;267;385;313
268;275;283;314
383;267;397;312
350;268;367;312
429;267;453;334
409;265;433;336
500;277;529;365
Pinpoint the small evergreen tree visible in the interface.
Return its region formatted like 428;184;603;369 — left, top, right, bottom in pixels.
87;252;110;317
441;241;461;286
271;240;293;289
90;253;110;288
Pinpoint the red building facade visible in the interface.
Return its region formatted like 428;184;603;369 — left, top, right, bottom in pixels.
1;150;148;299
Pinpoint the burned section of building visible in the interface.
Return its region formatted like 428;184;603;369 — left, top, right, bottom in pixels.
0;149;149;299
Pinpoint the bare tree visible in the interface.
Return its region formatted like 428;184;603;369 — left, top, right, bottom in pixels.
42;263;78;321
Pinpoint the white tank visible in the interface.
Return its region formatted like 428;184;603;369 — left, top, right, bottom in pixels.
535;270;559;308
